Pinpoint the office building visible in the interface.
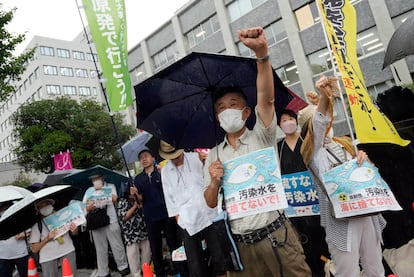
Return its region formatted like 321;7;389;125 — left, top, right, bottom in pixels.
127;0;414;136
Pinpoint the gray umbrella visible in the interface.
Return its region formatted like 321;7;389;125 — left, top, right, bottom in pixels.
383;14;414;69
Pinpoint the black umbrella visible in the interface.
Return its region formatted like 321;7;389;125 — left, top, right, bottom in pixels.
43;168;82;186
383;14;414;69
0;185;78;239
134;52;306;149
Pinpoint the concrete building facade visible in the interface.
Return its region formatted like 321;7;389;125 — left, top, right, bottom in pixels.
0;33;105;165
127;0;414;136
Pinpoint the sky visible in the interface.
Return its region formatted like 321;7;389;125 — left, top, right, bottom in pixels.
2;0;190;54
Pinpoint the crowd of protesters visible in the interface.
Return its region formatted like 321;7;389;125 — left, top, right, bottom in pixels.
1;26;406;277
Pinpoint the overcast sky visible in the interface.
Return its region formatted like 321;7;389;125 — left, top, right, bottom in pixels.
2;0;190;53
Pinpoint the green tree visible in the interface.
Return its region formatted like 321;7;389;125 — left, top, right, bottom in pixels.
0;5;35;102
12;97;136;173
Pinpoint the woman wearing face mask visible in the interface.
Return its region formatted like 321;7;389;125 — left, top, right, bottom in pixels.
299;75;386;277
277;109;330;276
30;199;78;277
82;173;130;277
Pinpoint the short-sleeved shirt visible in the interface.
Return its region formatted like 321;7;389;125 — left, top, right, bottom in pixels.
308;110;386;252
30;221;75;263
0;236;28;259
204;108;279;234
117;199;148;245
134;169;169;222
82;182;118;224
162;152;218;236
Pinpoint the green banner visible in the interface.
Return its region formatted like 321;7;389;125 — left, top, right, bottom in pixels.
82;0;132;111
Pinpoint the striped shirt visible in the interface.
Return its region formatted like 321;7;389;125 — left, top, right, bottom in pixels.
308;110;386;252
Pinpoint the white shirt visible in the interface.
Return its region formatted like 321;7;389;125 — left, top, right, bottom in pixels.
30;221;75;263
162;152;217;236
0;235;28;259
82;182;118;223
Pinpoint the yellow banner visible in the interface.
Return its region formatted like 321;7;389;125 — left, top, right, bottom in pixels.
318;0;409;146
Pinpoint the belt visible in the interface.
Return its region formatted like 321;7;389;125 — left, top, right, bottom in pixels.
233;213;287;244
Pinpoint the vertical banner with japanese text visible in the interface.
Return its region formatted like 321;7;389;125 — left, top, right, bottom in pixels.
317;0;409;146
82;0;132;111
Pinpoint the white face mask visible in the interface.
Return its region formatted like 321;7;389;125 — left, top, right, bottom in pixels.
39;205;54;216
280;120;297;135
93;179;103;189
218;108;246;134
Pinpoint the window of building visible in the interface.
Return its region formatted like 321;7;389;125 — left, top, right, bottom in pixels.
356;27;383;57
227;0;267;22
23;80;28;90
153;42;178;70
92;87;98;96
308;48;334;75
367;80;395;101
295;2;320;31
264;20;287;46
46;85;61;95
275;61;300;86
43;65;58;75
90;70;98;78
79;86;91;96
60;67;74;77
186;14;220;48
75;68;88;78
63;86;77;95
86;52;98;62
73;51;85;60
132;64;146;83
237;42;252;57
40;46;54;56
57;48;70;58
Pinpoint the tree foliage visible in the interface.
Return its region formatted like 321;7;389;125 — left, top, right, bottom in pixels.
0;5;35;102
12;97;136;173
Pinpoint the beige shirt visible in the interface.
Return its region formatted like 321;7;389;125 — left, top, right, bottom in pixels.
204;108;279;234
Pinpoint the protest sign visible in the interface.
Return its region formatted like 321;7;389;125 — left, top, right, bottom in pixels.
84;187;112;207
282;171;319;217
222;147;288;220
322;159;402;218
43;202;86;239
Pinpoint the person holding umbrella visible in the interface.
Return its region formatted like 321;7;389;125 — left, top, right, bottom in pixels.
203;26;311;276
83;172;130;277
0;202;29;277
29;198;78;277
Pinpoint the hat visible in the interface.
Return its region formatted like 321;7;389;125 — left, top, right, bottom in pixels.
297;104;317;129
35;198;55;211
159;140;184;160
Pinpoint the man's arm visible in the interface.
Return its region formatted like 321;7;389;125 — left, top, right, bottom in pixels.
238;27;274;127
